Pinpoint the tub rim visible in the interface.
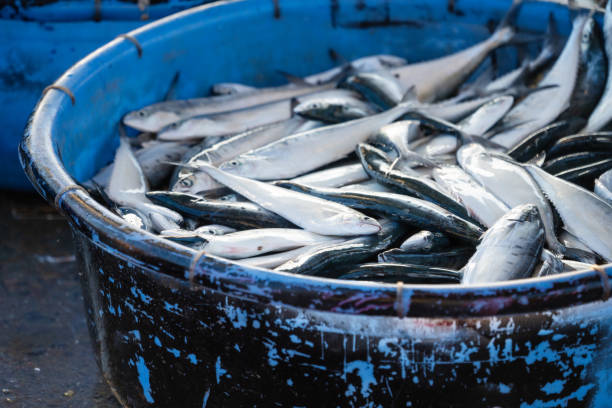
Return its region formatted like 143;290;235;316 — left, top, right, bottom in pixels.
19;0;612;319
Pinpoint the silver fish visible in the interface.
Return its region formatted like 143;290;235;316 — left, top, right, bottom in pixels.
594;168;612;204
492;14;589;148
124;80;336;133
203;228;341;259
158;99;293;141
219;100;418;180
211;83;257;96
533;249;564;278
172;118;305;194
238;243;342;269
399;230;450;253
288;163;368;188
390;20;516;102
194;161;381;236
89;141;191;189
106;138;183;226
523;163;612;261
293;89;377;123
462;204;544;284
458;143;564;253
433;165;509;227
584;1;612;131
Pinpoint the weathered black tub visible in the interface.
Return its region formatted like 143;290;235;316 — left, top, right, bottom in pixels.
19;0;612;406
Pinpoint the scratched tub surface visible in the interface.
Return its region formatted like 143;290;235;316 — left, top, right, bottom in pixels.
19;0;612;406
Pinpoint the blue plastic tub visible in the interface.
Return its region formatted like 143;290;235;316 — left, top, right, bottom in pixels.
0;0;213;190
19;0;612;406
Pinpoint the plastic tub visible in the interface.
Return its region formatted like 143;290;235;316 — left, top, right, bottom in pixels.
19;0;612;406
0;0;213;190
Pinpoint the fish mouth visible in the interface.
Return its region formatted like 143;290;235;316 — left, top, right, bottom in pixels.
360;220;382;233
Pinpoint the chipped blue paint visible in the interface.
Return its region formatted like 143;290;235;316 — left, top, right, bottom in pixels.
287;379;293;386
215;356;226;384
136;356;154;403
222;303;247;329
167;348;180;358
164;301;181;314
344;360;375;399
130;286;152;304
129;330;141;341
154;336;161;347
252;320;260;329
520;384;595;408
289;334;301;344
234;344;240;352
543;380;566;395
499;383;511;394
187;354;198;365
201;388;210;408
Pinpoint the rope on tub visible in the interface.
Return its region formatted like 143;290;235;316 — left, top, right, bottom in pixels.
188;249;208;285
116;34;143;58
395;281;406;318
42;85;76;105
592;264;611;301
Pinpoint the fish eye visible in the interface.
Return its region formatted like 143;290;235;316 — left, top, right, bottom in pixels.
170;122;178;129
138;110;146;117
180;178;193;187
229;160;239;167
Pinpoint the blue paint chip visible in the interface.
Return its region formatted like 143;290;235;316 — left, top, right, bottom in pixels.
135;356;154;403
167;348;181;358
542;380;565;395
187;353;198;365
499;383;511;394
154;337;162;347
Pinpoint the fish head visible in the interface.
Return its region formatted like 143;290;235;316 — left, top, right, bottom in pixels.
172;172;219;196
293;100;326;118
218;156;257;177
123;108;180;133
336;213;382;235
506;204;541;224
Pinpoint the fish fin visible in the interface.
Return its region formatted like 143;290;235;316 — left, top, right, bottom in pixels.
402;110;465;138
163;160;202;171
470;135;507;151
277;70;312;87
543;12;563;52
495;0;523;34
401;86;418;103
163;72;180;101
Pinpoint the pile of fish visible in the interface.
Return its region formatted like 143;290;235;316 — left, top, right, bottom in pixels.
87;0;612;285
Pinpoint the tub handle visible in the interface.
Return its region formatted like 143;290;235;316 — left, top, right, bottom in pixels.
188;250;208;284
42;85;76;106
116;34;143;58
592;265;610;301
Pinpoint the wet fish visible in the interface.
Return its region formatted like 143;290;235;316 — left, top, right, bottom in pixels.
89;141;191;189
532;249;564;278
238;244;340;269
193;161;381;236
542;151;611;174
378;247;473;269
594;168;612;203
507;119;586;162
553;158;612;187
342;70;409;109
357;143;475;221
287;163;368;188
583;0;612;131
172;118;305;194
275;218;403;276
106;138;183;227
546;133;612;159
390;7;518;102
293;89;378;123
202;228;341;259
462;204;545;284
399;231;450;253
458;143;564;254
492;14;589;148
433;165;509;227
219;100;421;180
338;263;462;284
147;191;294;229
276;181;483;243
523;163;612;261
211;83;257;96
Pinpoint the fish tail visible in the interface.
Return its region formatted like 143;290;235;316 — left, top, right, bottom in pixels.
494;0;523;38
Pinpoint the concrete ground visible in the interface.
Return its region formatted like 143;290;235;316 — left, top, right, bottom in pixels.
0;192;120;408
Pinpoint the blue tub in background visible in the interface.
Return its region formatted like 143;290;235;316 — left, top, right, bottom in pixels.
19;0;612;406
0;0;214;190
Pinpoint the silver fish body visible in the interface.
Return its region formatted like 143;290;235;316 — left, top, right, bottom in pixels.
433;165;509;227
594;168;612;204
462;204;545;284
197;162;381;236
492;15;589;148
524;164;612;261
458;144;564;254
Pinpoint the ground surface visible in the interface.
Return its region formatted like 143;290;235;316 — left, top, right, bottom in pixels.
0;192;121;408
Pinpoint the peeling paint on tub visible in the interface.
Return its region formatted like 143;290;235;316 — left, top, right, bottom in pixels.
201;388;210;408
542;379;565;395
167;347;180;358
520;384;595;407
344;360;375;399
220;301;247;329
135;356;154;403
215;356;227;384
130;286;152;304
187;353;198;365
263;339;280;367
